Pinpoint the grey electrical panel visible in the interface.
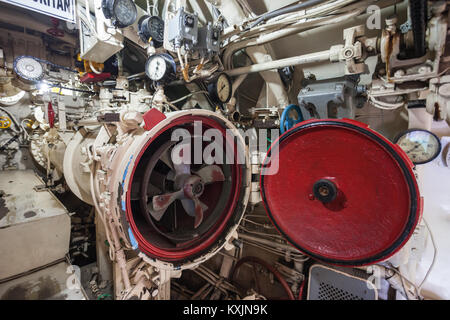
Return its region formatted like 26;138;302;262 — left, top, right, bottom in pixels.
298;78;365;120
195;23;221;57
167;7;199;49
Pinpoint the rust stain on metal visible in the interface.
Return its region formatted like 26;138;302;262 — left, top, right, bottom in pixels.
1;276;62;300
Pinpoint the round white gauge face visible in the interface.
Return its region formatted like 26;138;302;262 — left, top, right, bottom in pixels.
147;57;167;81
15;57;44;81
397;130;442;164
216;74;231;103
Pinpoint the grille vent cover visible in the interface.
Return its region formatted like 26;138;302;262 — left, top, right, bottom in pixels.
308;265;378;300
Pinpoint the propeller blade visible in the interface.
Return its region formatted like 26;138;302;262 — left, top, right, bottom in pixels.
159;148;174;170
181;199;208;218
193;197;208;229
152;190;183;212
181;199;195;217
148;206;167;221
195;165;225;184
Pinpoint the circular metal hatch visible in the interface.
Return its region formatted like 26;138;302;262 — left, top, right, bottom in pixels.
260;119;422;266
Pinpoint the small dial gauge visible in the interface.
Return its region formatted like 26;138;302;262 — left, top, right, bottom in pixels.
208;73;232;104
138;15;164;47
102;0;137;28
148;56;166;81
395;129;442;165
145;54;176;83
14;56;44;83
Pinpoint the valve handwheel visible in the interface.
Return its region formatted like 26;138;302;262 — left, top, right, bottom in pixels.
261;119;422;266
0;117;11;129
47;18;64;37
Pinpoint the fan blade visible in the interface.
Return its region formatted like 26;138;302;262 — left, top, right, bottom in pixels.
193;197;208;229
131;186;161;201
159;148;174;170
148;206;167;221
181;199;208;217
152;190;183;212
195;165;225;184
181;199;195;217
171;143;191;176
147;183;162;195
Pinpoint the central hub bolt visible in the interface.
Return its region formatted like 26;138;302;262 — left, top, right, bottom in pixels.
183;176;204;199
193;182;204;195
313;179;338;204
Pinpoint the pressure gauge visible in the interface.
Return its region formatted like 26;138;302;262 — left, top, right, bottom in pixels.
145;54;176;83
443;143;450;167
102;0;137;28
395;129;442;165
13;56;44;83
208;73;232;104
138;15;164;48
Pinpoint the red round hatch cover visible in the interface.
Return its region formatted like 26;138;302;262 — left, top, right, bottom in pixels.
260;119;422;266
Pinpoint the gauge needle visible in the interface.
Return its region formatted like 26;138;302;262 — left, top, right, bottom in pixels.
406;144;421;153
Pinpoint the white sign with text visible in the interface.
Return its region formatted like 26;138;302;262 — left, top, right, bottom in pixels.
0;0;76;23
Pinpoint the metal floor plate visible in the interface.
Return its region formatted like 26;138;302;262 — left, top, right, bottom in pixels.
0;261;87;300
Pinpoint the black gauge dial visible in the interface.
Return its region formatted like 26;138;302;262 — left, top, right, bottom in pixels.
138;15;164;47
102;0;137;28
208;73;232;104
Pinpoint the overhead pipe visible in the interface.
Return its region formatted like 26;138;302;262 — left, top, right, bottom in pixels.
246;0;329;30
225;49;332;77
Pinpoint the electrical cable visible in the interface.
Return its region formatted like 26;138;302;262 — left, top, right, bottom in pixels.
419;218;437;292
246;0;329;30
297;279;306;300
231;256;295;300
378;264;422;300
169;91;209;104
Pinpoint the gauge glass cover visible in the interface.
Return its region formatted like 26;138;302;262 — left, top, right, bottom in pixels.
113;0;137;27
396;130;441;164
216;74;231;103
147;57;167;81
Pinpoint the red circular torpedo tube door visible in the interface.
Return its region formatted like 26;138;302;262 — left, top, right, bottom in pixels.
260;119;423;266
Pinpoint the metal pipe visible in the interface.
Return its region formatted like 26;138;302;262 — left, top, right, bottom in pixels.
247;0;329;30
222;0;397;69
223;10;355;69
238;233;302;252
231;256;295;300
225;50;331;77
409;0;427;58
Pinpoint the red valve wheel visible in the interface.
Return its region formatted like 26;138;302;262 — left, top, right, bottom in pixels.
260;119;422;266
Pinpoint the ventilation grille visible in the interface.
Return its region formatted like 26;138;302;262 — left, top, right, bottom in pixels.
317;282;363;300
308;265;377;300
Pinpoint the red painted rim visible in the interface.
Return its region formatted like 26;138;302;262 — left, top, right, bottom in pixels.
260;119;421;266
125;115;244;263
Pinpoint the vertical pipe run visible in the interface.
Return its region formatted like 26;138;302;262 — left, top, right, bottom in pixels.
409;0;428;58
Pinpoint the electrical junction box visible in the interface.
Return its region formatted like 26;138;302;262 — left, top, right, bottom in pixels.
167;7;198;49
195;23;221;57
